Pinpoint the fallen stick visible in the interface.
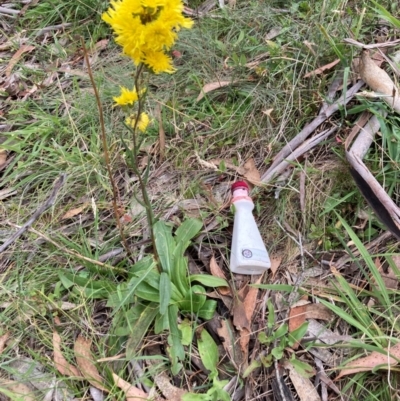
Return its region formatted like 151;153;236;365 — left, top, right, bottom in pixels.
262;126;337;182
261;80;364;184
0;174;67;253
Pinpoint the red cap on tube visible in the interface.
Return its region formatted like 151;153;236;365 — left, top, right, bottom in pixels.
231;181;249;193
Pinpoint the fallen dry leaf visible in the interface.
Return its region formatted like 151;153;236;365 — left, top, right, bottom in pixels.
112;372;148;401
5;45;35;77
265;27;282;40
289;304;307;333
304;59;340;78
216;319;242;369
270;255;282;279
154;371;187;400
61;204;88;220
375;257;398;290
289;303;333;333
232;297;249;331
209;256;230;295
285;362;320;401
262;108;276;123
196;80;236;101
242;158;261;184
0;379;36;401
53;330;83;378
359;49;400;113
237;277;262;362
74;335;109;393
0;149;7;170
336;342;400;380
243;277;262;322
0;332;10;354
307;319;352;345
304;303;333;321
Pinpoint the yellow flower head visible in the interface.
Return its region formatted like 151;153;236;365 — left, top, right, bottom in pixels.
113;87;146;107
113;87;139;106
125;112;150;132
102;0;193;73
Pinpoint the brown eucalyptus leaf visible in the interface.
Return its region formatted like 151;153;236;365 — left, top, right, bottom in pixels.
196;81;235;101
53;331;83;378
336;342;400;380
112;372;148;401
285;362;320;401
74;336;108;392
0;379;36;401
242;158;261;184
154;371;187;400
359;49;400;113
0;332;10;354
209;256;230;295
304;59;340;78
5;45;35;77
61;204;88;220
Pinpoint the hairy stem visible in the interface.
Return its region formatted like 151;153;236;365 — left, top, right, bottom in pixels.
80;37;132;258
129;64;158;260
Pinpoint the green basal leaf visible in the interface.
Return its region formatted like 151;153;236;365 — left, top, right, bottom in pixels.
258;331;270;345
189;274;228;288
288;322;309;347
108;259;157;309
243;359;262;378
167;304;184;375
178;319;193;346
128;255;156;278
135;282;162;303
197;328;218;375
154;311;170;334
267;299;275;329
272;323;288;340
170;255;190;296
182;394;209;401
159;272;171;315
174;218;203;254
154;220;175;275
289;354;315;378
60;272;116;298
178;285;206;313
197;299;217;320
112;303;147;336
133;269;183;302
271;346;284;360
126;303;159;358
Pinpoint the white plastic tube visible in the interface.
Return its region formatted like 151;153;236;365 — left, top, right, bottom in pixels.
229;181;271;274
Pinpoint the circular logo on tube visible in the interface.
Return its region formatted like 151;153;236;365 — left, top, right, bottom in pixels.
242;249;253;258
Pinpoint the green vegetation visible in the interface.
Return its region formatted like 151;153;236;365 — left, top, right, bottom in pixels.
2;0;400;400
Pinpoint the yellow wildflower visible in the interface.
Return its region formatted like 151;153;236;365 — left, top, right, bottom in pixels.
137;112;150;132
113;87;139;106
102;0;193;73
144;50;175;74
125;112;150;132
113;87;146;107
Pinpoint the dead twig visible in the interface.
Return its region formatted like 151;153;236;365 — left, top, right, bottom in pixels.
262;126;337;183
0;174;67;254
343;38;400;49
261;80;364;184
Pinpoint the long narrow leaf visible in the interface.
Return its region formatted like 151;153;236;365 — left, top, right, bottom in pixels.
336;214;391;313
154;220;175;274
126;303;159;358
159;272;171;315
